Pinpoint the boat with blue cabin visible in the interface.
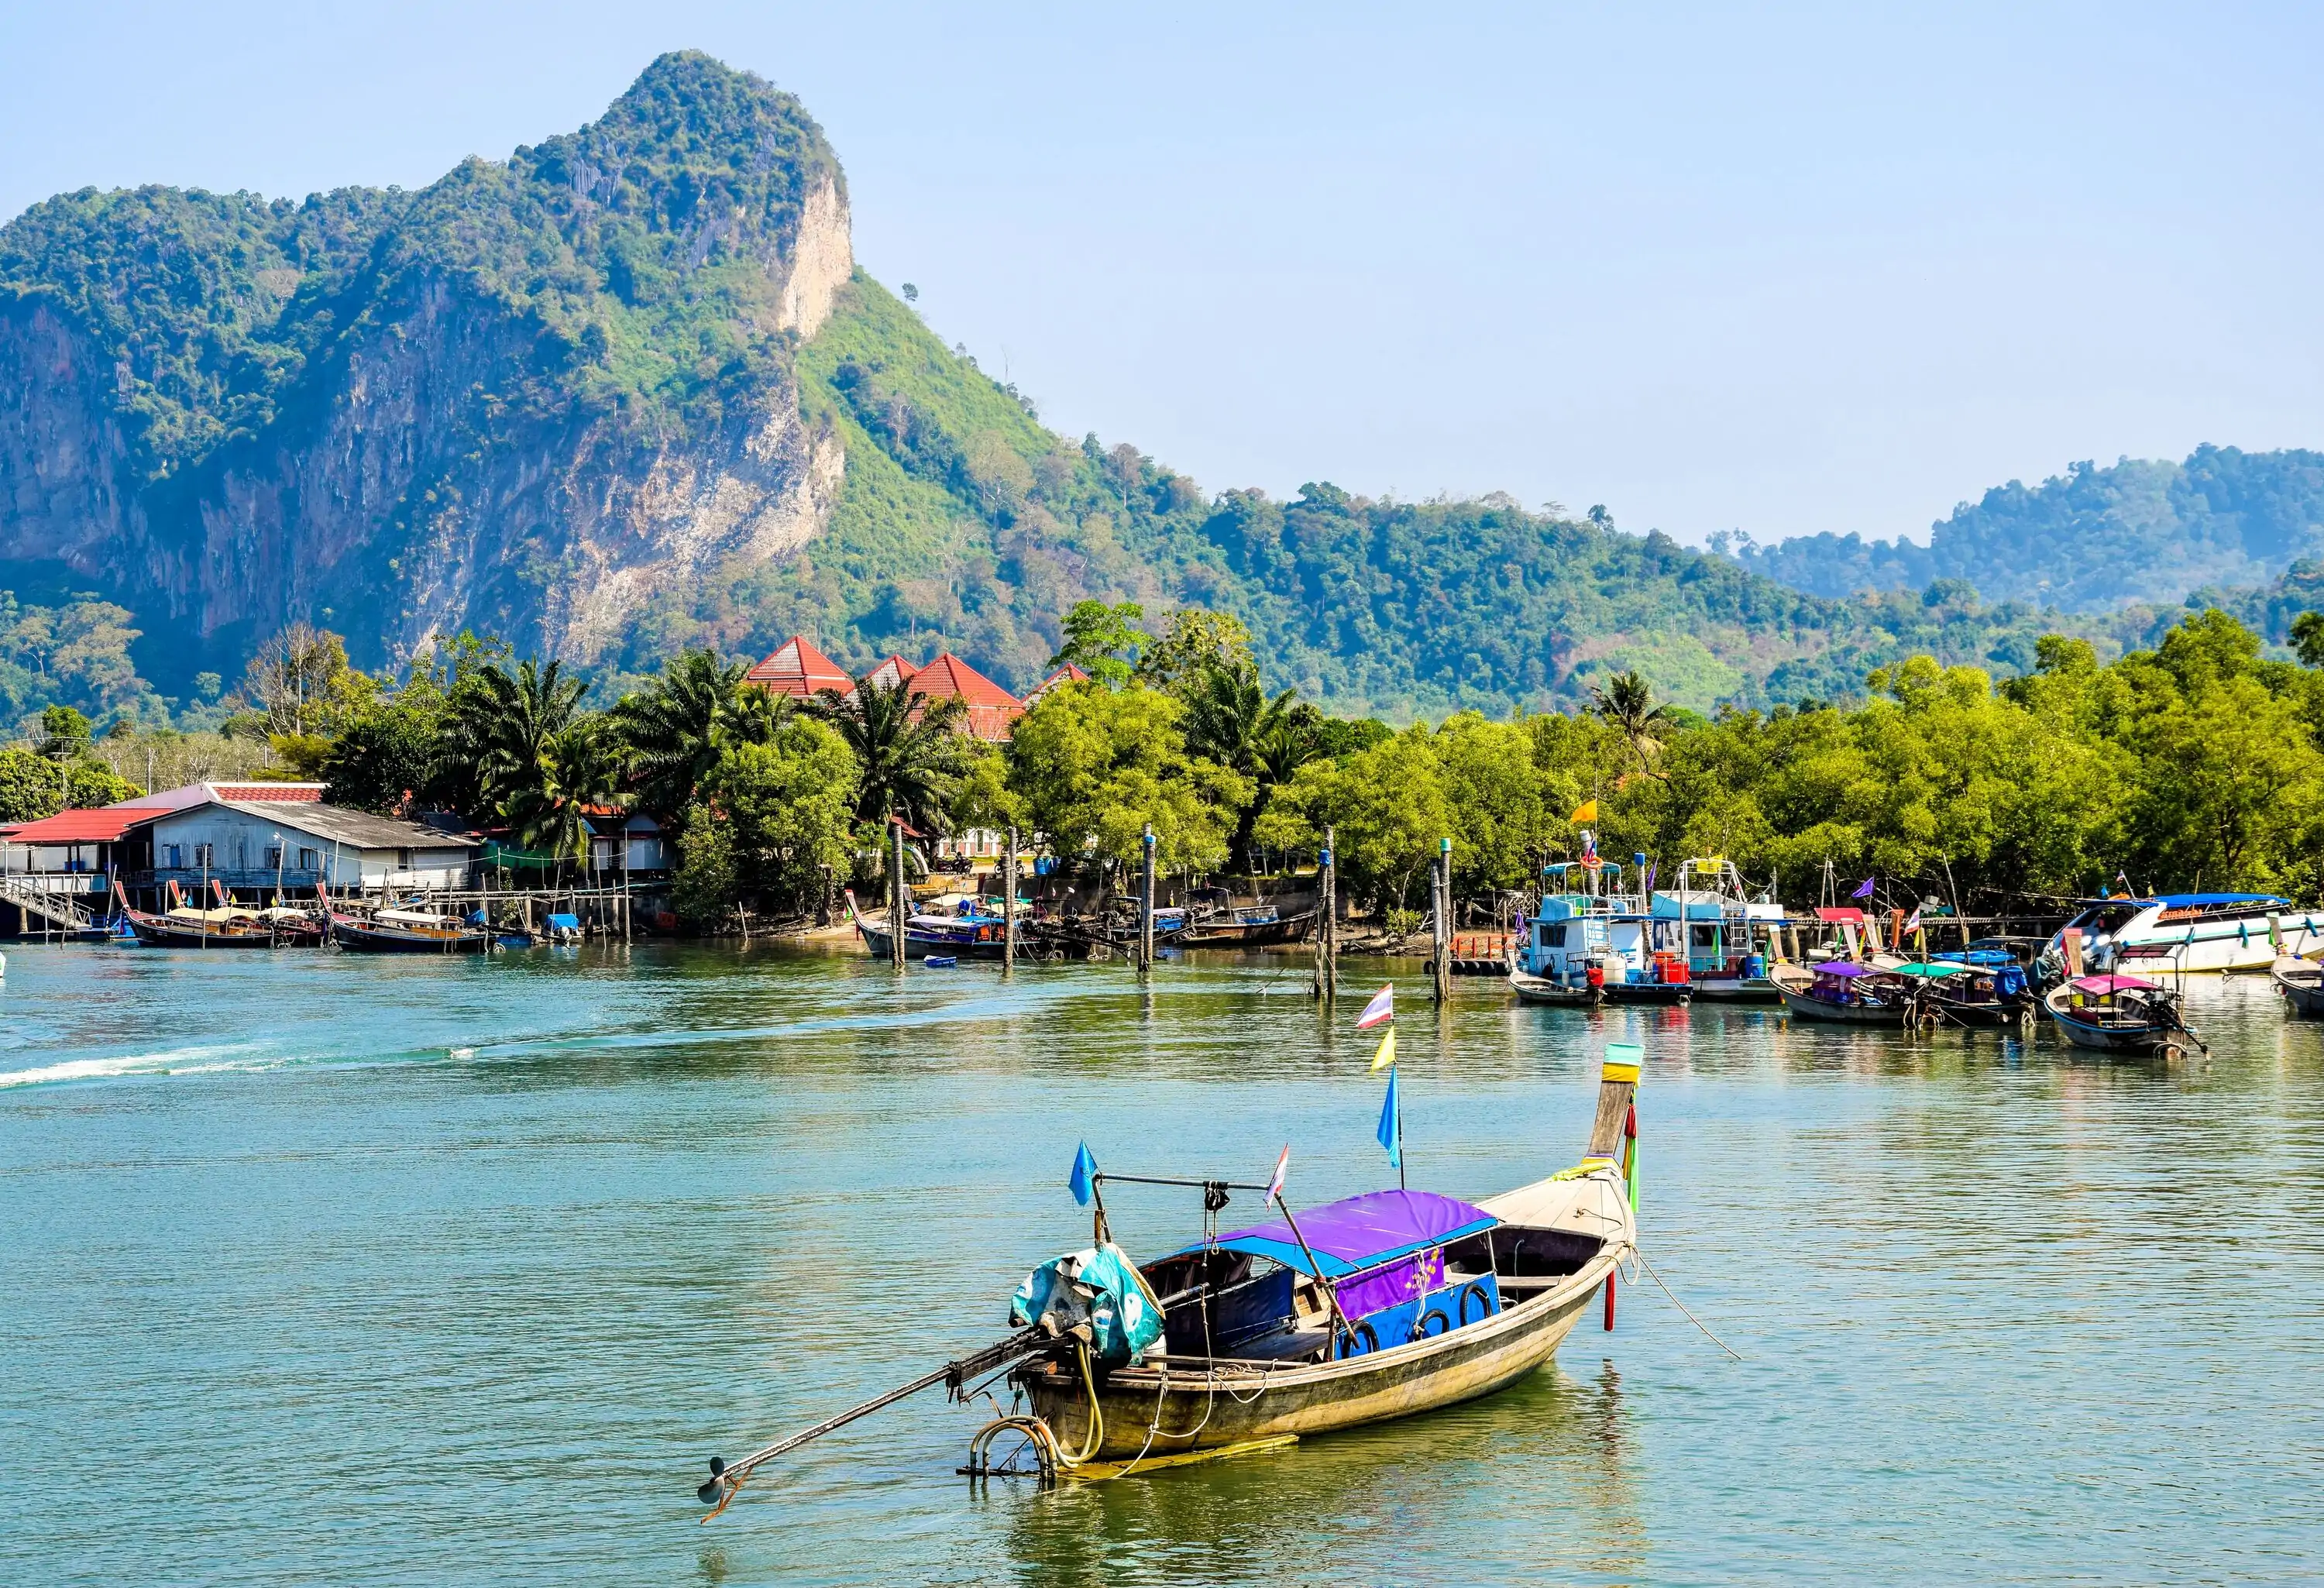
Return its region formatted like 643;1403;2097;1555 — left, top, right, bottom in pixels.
1653;858;1787;1001
1509;845;1691;1006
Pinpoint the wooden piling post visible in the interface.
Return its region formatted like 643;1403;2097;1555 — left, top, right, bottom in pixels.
889;817;908;969
1315;825;1338;1000
1432;837;1453;1002
1002;824;1019;978
1139;824;1156;975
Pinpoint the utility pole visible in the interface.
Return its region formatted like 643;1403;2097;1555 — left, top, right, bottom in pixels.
1002;823;1019;978
889;816;908;969
1139;824;1156;975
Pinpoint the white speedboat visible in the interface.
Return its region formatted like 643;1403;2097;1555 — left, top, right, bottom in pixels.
2040;892;2324;979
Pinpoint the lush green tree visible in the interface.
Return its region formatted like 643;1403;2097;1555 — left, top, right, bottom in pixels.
1045;600;1148;689
36;705;91;758
1255;728;1451;914
1136;608;1253;691
1004;681;1250;872
696;716;861;913
318;706;438;814
0;748;140;822
1177;658;1317;871
1588;669;1676;776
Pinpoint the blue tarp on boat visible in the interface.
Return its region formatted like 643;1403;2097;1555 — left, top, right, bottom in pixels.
1182;1188;1497;1280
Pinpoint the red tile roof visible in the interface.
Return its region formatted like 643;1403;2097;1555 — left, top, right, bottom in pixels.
907;652;1024;741
209;783;323;803
745;634;854;697
861;655;920;692
5;806;172;844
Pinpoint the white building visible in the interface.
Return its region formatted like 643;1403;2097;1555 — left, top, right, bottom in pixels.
145;799;480;892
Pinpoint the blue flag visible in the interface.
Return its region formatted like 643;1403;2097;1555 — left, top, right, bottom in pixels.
1069;1141;1098;1207
1376;1067;1401;1169
1851;876;1876;900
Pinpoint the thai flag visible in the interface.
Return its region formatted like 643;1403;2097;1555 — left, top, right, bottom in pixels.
1356;984;1394;1029
1264;1143;1291;1203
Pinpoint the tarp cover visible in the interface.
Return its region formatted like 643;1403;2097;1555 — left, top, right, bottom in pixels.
1193;1189;1497;1280
1814;962;1872;978
1891;962;1972;978
1009;1243;1163;1366
2073;974;2161;994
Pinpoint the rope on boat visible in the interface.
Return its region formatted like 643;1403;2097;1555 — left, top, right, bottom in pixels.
1631;1245;1744;1362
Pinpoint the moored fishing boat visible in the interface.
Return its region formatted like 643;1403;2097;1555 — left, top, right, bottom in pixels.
1509;842;1691;1007
328;903;491;954
1770;960;1909;1024
1890;958;2032;1027
1659;858;1786;1001
2043;973;2205;1057
2270;955;2324;1017
111;880;321;947
846;889;1016;960
693;1048;1646;1508
1175;903;1317;947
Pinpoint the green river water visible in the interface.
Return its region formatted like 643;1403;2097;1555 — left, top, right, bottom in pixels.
2;941;2319;1585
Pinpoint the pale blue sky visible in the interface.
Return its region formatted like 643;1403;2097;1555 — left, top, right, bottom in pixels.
5;2;2321;547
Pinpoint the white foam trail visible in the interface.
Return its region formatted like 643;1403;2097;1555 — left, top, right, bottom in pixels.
0;1043;270;1088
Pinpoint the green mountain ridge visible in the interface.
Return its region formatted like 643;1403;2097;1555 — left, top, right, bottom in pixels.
1;51;2312;733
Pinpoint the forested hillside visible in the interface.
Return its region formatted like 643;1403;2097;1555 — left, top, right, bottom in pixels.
4;50;2319;737
1731;446;2324;610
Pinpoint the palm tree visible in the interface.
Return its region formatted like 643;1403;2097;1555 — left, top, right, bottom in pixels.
438;658;588;815
810;674;966;834
504;720;628;869
610;649;779;823
1589;669;1674;776
1180;659;1318;871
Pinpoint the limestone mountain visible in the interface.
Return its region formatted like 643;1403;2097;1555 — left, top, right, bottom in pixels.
0;52;2283;726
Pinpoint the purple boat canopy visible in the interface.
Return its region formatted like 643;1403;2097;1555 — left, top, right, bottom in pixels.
1177;1188;1497;1279
1814;961;1872;978
2072;974;2161;994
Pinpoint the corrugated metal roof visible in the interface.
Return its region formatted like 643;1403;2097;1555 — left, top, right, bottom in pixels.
159;800;483;852
5;806;173;844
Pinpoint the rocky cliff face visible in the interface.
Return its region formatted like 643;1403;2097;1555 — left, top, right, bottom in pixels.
0;52;854;684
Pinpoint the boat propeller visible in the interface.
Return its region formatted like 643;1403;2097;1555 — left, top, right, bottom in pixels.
696;1456;727;1505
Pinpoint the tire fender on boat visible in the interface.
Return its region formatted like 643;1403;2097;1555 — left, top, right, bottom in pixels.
1458;1282;1495;1325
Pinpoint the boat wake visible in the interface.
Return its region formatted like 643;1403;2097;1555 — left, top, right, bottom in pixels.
0;1043;277;1089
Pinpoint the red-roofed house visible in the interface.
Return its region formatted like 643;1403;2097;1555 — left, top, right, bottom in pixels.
906;652;1023;743
1023;662;1091;707
744;635;854;699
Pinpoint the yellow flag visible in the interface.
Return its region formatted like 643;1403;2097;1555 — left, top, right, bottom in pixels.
1569;799;1597;824
1370;1027;1397;1071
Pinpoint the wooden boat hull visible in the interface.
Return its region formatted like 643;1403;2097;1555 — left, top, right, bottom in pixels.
125;913;317;948
1020;1252;1611;1460
855;922;1012;960
1687;974;1783;1002
1175;909;1316;947
2271;957;2324;1016
330;916;490;954
1508;968;1599;1005
1775;983;1905;1024
1922;993;2030;1028
2042;986;2186;1054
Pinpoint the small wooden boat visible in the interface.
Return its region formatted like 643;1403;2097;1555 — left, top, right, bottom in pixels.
1175;905;1317;947
695;1051;1645;1509
1508;966;1600;1006
1889;959;2033;1028
2044;974;2205;1057
112;880;321;947
1770;960;1910;1024
329;906;491;954
2271;955;2324;1016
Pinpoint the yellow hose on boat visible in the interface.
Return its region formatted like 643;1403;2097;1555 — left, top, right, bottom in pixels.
1060;1342;1105;1466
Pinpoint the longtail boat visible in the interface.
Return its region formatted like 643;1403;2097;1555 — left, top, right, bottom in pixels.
1769;960;1909;1024
2271;954;2324;1016
1174;904;1317;947
694;1050;1645;1511
322;884;490;954
2044;973;2205;1057
112;880;321;947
